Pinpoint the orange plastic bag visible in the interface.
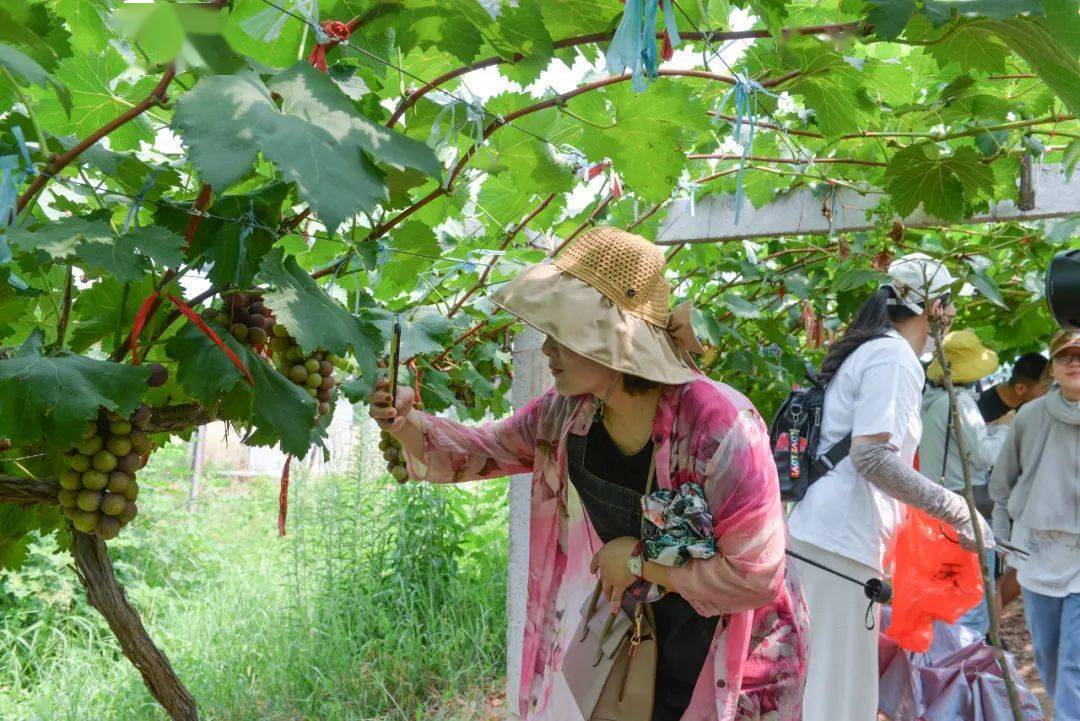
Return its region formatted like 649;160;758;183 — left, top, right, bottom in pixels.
883;507;984;652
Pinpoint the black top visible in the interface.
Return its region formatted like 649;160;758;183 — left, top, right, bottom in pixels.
567;420;719;721
977;384;1013;423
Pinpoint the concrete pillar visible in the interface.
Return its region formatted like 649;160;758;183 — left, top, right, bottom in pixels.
506;324;552;715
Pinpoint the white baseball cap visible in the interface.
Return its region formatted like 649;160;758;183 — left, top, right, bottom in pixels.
883;253;956;314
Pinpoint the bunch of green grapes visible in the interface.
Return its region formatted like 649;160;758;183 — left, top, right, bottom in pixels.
269;326;344;418
379;431;408;483
57;406;152;540
204;293;276;350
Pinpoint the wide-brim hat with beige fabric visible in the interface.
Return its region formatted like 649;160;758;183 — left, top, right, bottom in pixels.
490;226;703;385
926;329;999;385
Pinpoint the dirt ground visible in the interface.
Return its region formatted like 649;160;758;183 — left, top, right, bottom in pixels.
1002;597;1053;719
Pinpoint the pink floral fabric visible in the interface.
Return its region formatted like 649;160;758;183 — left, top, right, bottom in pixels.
403;378;810;721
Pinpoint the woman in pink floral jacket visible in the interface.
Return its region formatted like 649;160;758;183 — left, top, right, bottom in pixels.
370;227;808;721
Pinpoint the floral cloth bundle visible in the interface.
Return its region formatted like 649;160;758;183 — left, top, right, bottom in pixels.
641;481;717;566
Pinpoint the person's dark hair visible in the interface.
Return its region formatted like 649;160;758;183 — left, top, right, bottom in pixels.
1009;353;1049;384
817;286;930;382
623;373;662;396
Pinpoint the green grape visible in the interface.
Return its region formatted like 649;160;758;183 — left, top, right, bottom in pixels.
58;489;79;508
101;493;127;516
96;516;121;540
306;386;319;398
124;481;139;502
72;510;100;533
62;506;80;521
289;365;308;384
273;324;290;338
76;435;103;456
59;469;83;491
390;466;408;483
107;436;132;457
81;469;108;491
129;431;152;455
117;453;140;474
77;490;103;512
70;454;91;472
304;373;322;389
285;346;303;361
231;323;249;341
304;358;320;373
109;421;132;436
119;502;138;525
107;471;131;494
92;450;118;472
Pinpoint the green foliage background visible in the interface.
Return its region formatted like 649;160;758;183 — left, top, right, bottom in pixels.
1;0;1078;569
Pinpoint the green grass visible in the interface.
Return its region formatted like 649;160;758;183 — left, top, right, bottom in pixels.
0;441;509;721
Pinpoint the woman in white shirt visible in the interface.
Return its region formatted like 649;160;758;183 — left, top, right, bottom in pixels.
990;329;1080;721
787;254;992;721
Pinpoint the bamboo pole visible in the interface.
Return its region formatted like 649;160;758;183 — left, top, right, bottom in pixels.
926;315;1025;721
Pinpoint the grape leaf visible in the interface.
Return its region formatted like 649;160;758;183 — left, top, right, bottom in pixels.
1064;139;1080;181
866;0;917;39
268;63;441;180
164;320;323;457
257;248;384;363
0;330;149;447
921;0;1043;26
538;0;621;36
33;49;156;152
122;226;186;270
173;64;439;232
722;294;761;318
925;24;1010;73
69;276;155;354
394;1;485;63
53;0;111;54
884;144;995;220
6;217;174;282
968;271;1008;308
164;320;248;406
0;42;71;114
579;81;706;202
0;0;71;72
971;17;1080;117
245;346;325;458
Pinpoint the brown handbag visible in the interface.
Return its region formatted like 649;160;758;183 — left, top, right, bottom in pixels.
563;450;658;721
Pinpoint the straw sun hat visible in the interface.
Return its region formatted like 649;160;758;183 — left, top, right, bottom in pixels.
926;329;999;385
490;226;704;385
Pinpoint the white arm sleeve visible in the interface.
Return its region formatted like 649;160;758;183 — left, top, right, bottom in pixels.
851;442;994;552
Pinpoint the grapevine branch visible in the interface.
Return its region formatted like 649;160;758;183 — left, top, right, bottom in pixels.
16;66;177;214
687;153;888;168
73;532;200;721
299;67;801;270
386;22;866;126
927;316;1025;721
445;193;556;318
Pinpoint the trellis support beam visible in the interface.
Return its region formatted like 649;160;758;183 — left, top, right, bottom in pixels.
656;163;1080;244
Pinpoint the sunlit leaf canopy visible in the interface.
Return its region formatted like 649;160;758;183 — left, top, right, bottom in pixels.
1;0;1078;464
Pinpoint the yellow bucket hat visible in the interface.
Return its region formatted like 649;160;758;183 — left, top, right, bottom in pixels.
926;329;999;385
490;226;704;385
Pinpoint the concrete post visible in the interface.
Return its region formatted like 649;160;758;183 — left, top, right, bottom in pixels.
506;324;552;716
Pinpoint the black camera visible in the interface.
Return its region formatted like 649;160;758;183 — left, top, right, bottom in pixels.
1047;250;1080;330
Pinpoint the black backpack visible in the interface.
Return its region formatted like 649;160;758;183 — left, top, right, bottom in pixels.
769;364;852;502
